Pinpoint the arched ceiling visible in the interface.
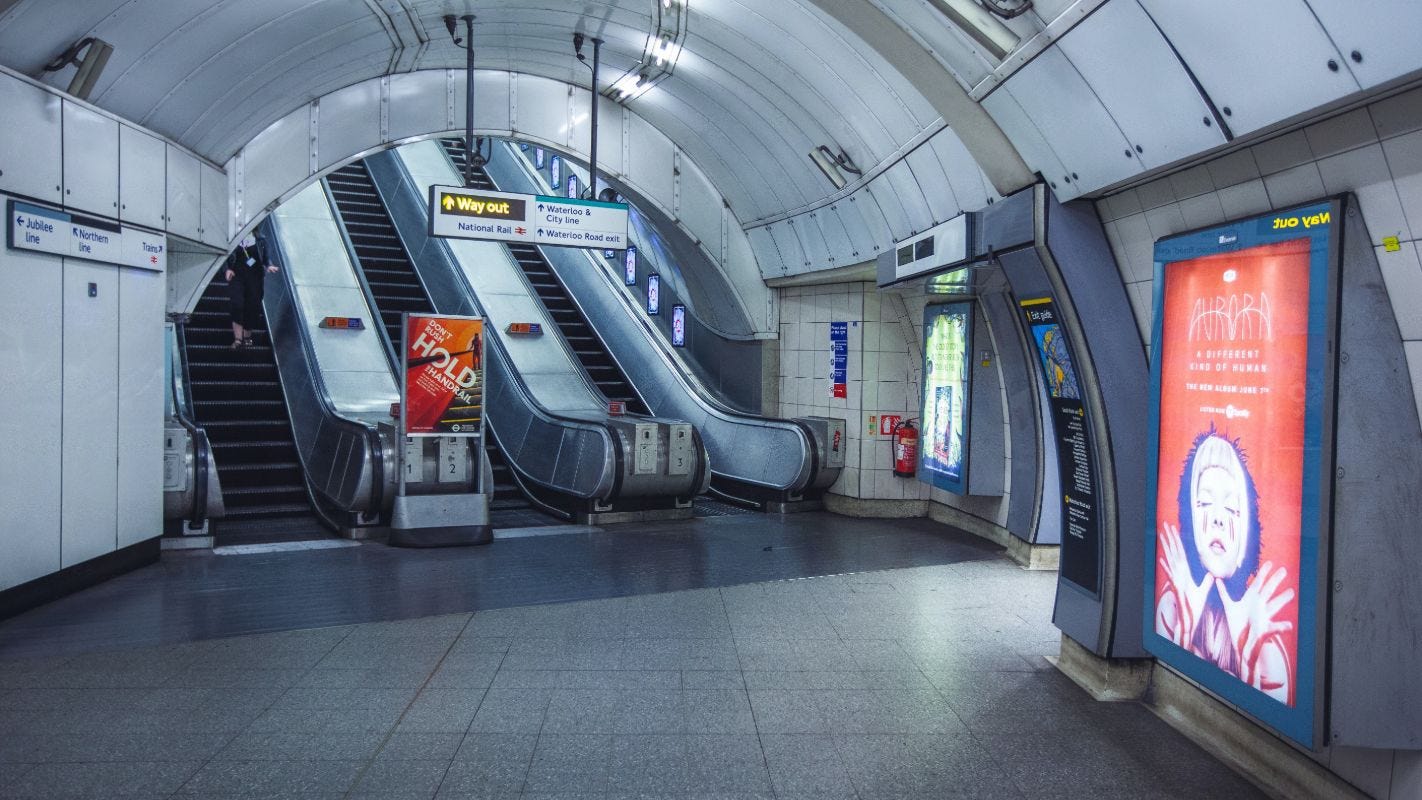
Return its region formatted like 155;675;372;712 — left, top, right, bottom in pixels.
0;0;1033;227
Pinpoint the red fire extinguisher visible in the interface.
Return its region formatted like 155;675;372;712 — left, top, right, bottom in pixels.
892;419;918;478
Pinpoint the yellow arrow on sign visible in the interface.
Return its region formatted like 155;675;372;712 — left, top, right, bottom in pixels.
442;195;454;211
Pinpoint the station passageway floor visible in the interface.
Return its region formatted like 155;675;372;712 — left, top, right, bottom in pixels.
0;512;1262;799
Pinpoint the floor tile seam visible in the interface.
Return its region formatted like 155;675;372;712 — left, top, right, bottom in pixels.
958;724;1040;797
167;638;326;799
355;611;485;800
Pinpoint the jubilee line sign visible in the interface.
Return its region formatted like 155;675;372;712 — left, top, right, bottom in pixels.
7;199;167;272
428;185;629;249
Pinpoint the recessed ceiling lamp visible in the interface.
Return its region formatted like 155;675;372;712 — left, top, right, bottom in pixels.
602;0;688;104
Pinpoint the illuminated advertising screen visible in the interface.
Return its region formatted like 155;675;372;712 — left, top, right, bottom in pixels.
549;156;562;190
671;305;686;347
401;314;484;436
1145;198;1339;748
534;148;545;168
919;303;971;493
624;247;638;285
567;174;579;199
647;273;660;315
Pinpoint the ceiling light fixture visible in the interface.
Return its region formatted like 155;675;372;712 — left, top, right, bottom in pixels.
926;0;1022;61
602;0;688;105
809;145;862;190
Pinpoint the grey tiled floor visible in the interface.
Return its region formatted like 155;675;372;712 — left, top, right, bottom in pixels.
0;559;1263;799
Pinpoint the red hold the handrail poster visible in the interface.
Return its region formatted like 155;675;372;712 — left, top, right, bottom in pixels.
402;314;484;436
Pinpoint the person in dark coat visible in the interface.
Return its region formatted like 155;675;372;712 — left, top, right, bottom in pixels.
224;233;278;347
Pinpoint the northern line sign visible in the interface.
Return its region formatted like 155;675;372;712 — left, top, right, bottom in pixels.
428;185;629;249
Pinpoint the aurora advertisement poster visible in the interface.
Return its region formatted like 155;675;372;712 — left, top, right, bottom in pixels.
402;314;485;436
1145;199;1338;747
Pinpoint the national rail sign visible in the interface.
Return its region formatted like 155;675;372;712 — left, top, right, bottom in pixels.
428;185;629;250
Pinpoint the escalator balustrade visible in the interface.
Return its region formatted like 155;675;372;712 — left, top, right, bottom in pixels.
325;160;526;513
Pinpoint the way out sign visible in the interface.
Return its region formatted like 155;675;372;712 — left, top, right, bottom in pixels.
429;185;628;249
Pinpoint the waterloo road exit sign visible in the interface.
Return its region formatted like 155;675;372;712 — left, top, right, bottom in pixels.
428;185;628;250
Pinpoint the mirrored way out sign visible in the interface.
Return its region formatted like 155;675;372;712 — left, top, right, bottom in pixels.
428;185;628;249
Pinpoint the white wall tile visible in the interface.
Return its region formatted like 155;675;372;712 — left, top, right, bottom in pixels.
781;298;799;323
1143;202;1189;241
1382;131;1422;238
1179;191;1227;229
1305;108;1377;160
1371;86;1422;140
1318;143;1413;241
1135;177;1176;211
1262;162;1326;207
1218;178;1272;219
1169;164;1215;200
1113;212;1158;283
1378;243;1422;341
1252;129;1314;175
1101;187;1144;221
1206;148;1261;188
863;293;881;322
878;381;908;411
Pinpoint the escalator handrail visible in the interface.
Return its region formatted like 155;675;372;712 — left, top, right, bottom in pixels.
169;319;210;525
260;217;390;517
497;141;818;492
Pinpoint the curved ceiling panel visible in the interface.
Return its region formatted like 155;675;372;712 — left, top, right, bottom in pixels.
0;0;985;224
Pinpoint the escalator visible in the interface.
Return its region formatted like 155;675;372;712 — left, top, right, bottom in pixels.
485;140;845;510
182;276;324;543
439;139;647;415
325;160;552;523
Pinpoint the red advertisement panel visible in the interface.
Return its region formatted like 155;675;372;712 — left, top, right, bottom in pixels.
403;315;484;436
1153;239;1310;707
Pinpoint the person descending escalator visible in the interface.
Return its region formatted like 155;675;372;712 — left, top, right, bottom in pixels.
224;232;278;348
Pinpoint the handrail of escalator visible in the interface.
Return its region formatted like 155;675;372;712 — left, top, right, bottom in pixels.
260;218;391;521
169;319;210;526
493;141;819;494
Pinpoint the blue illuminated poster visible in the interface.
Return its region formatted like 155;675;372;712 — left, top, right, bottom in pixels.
550;156;561;190
624;247;638;285
535;148;546;168
567;174;579;199
647;273;660;315
920;304;970;492
672;305;686;347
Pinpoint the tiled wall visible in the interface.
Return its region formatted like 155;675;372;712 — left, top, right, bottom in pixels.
1098;85;1422;430
777;282;927;503
1097;87;1422;800
776;282;1011;531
